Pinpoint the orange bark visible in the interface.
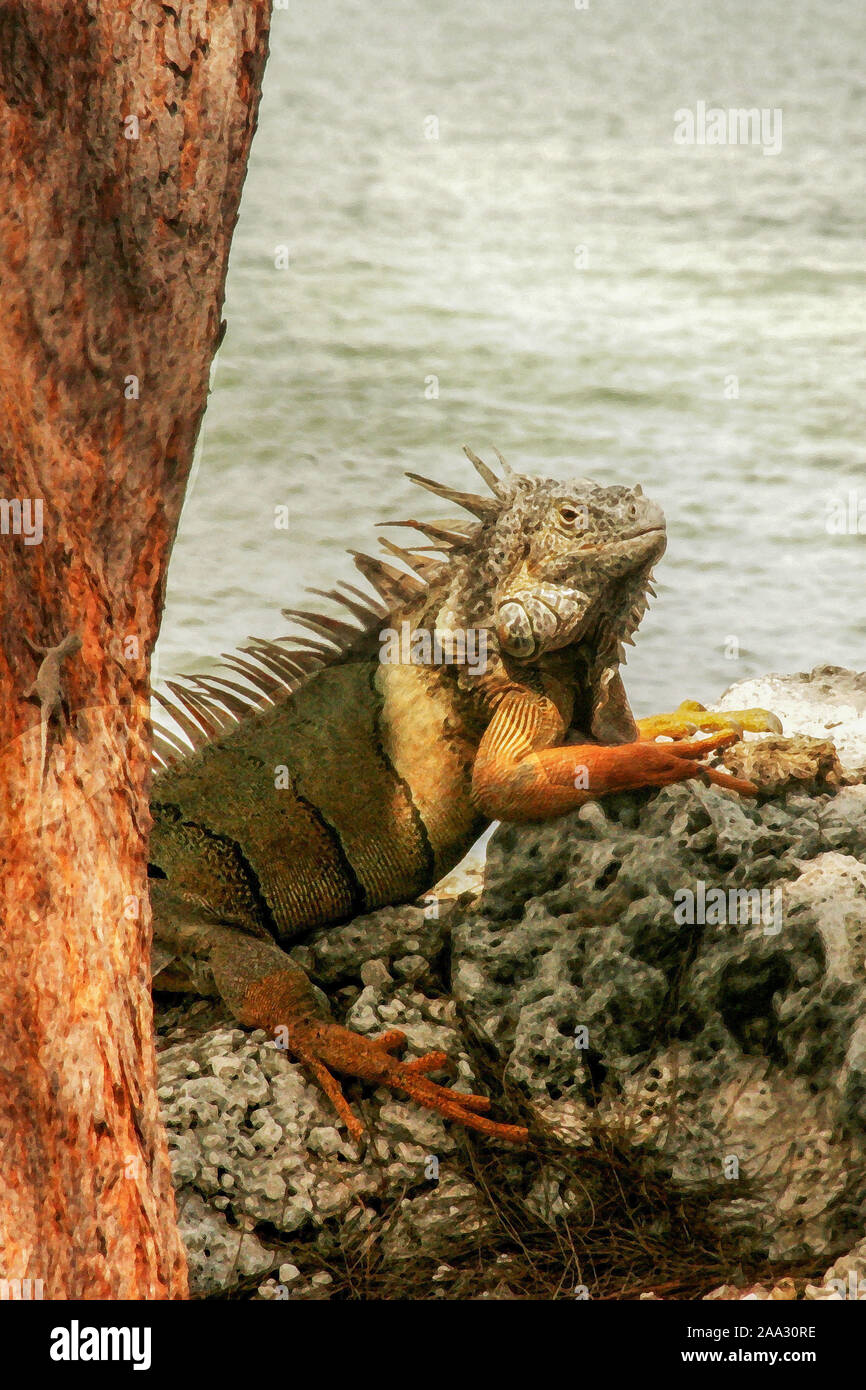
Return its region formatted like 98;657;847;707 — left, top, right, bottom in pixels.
0;0;271;1298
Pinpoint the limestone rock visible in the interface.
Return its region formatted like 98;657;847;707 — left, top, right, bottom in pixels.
713;666;866;775
452;671;866;1264
156;901;488;1295
380;1176;493;1263
174;1191;274;1297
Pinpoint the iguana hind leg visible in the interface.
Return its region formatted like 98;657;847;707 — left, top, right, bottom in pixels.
234;969;526;1144
472;689;758;823
637;700;783;742
205;930;527;1144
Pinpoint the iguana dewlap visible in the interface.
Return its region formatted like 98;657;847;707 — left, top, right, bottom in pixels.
149;448;778;1143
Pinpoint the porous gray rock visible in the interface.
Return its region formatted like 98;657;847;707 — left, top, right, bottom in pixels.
713;665;866;775
452;668;866;1265
174;1190;274;1295
380;1175;493;1263
820;1236;866;1298
157;901;487;1296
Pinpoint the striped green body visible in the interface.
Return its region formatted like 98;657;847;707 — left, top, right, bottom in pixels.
148;455;662;972
150;635;488;946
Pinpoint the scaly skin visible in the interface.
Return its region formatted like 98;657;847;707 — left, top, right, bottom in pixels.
150;449;778;1143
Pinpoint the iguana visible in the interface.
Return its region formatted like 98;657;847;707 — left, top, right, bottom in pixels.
149;448;780;1144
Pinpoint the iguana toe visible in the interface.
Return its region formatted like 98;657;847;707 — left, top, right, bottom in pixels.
310;1023;528;1143
638;701;782;742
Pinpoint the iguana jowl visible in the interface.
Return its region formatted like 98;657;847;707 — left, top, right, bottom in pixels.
150;448;779;1143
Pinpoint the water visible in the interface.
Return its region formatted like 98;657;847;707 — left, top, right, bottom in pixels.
157;0;865;717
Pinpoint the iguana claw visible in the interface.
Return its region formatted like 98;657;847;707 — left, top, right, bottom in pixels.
648;730;759;796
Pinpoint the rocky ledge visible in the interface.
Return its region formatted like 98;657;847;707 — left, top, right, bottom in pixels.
155;666;866;1299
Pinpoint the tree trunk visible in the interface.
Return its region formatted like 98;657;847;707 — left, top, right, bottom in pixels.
0;0;271;1299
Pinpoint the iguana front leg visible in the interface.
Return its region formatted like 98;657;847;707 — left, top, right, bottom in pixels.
471;688;757;823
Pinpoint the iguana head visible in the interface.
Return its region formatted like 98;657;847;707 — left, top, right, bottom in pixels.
487;476;665;662
395;448;665;741
149;447;666;770
404;448;665;661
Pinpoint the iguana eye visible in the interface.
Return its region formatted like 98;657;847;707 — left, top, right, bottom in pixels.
558;504;581;528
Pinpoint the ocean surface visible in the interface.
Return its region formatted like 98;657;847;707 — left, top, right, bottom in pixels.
156;0;865;717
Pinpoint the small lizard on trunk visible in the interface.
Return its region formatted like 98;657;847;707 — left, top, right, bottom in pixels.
149;449;779;1142
22;631;83;796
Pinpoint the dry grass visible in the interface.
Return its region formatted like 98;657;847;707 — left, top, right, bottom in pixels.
221;1121;826;1301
